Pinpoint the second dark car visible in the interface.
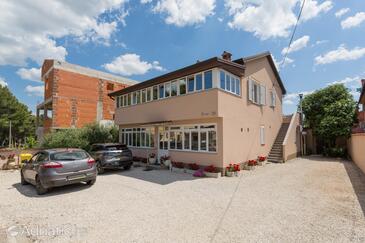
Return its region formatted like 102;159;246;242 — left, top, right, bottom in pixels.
90;143;133;174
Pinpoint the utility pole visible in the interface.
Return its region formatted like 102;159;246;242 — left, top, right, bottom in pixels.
299;94;304;156
8;120;12;148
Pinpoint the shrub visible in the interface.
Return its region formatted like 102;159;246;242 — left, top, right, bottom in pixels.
204;165;217;173
41;123;119;151
226;163;240;172
42;129;88;150
172;161;184;168
258;156;266;162
323;147;346;158
247;159;257;166
188;163;200;170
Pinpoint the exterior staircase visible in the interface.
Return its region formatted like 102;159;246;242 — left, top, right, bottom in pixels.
268;121;290;163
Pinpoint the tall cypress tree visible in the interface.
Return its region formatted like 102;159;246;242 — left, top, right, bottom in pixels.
0;85;35;146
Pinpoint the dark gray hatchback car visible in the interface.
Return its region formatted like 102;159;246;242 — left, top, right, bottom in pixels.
90;143;133;174
21;149;97;195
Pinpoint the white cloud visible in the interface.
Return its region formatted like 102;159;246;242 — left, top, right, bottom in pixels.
281;35;310;55
103;53;165;76
153;0;216;27
25;85;44;97
225;0;332;40
315;45;365;65
0;77;8;87
16;68;41;82
283;90;313;105
300;0;333;22
141;0;153;3
335;8;350;18
272;55;294;71
0;0;128;66
341;12;365;29
326;76;360;86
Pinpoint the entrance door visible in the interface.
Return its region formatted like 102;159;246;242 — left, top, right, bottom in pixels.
158;126;169;163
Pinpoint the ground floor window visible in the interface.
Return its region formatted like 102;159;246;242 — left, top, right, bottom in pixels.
121;127;155;148
159;124;217;152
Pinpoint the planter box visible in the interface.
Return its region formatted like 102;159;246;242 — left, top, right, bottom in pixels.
204;171;221;178
244;165;255;171
185;169;197;174
162;159;171;167
226;171;234;177
171;167;185;173
148;157;156;164
257;160;267;166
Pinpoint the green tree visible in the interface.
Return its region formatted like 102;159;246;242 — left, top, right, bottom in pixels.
0;85;35;146
302;84;356;148
41;123;120;151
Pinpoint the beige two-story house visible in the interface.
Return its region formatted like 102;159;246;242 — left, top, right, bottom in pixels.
109;51;289;170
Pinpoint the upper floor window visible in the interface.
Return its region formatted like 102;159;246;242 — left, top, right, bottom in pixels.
248;78;266;105
204;70;213;89
196;74;203;91
219;70;241;96
171;81;178;96
153;86;158;100
179;78;187;95
159;84;165;99
270;89;276;107
188;76;195;92
165;82;171;98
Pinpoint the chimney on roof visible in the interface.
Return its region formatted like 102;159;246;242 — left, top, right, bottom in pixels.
222;51;232;61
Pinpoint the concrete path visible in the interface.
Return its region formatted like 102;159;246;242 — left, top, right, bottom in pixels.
0;157;364;242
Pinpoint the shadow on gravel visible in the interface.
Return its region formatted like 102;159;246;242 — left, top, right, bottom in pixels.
12;182;92;198
99;166;198;185
303;156;365;217
343;160;365;217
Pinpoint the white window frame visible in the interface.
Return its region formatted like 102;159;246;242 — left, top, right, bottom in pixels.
161;123;217;153
260;126;265;145
121;127;155;148
248;78;266;106
219;69;241;96
270;89;276;107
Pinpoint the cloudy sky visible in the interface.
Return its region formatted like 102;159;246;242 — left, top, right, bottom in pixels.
0;0;364;114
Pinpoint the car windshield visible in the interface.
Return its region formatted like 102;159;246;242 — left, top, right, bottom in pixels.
50;151;88;161
105;145;126;151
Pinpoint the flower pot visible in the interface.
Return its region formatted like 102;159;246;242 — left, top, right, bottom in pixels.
226;171;234;177
244;165;255;171
163;159;171;167
258;160;266;166
204;171;221;178
148;157;156;164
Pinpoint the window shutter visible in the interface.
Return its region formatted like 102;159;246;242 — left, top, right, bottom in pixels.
248;79;253;101
260;85;266;105
260;126;265;145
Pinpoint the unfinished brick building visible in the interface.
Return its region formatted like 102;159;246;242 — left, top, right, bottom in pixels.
36;60;137;140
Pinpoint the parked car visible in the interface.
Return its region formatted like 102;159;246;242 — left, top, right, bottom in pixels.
21;148;97;195
90;143;133;174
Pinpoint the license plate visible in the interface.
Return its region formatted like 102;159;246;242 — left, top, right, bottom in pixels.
68;174;86;181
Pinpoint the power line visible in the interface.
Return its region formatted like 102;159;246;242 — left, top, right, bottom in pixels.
280;0;306;71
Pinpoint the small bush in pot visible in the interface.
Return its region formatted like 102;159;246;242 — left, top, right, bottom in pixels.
226;163;241;177
148;153;156;164
245;159;257;170
257;156;267;166
204;165;221;178
161;155;171;167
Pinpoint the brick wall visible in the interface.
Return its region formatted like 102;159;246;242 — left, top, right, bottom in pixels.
43;67;128;130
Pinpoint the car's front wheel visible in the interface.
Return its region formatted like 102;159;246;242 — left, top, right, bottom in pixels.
87;179;96;186
96;162;105;174
35;176;47;195
123;165;131;170
20;172;28;185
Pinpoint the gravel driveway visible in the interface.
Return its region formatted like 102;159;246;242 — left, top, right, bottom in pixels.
0;157;364;242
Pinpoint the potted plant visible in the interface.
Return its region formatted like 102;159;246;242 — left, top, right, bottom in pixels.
148;153;156;164
204;165;221;178
171;161;184;173
161;155;171;167
257;156;267;166
226;163;241;177
244;159;257;170
185;163;200;174
225;163;235;177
